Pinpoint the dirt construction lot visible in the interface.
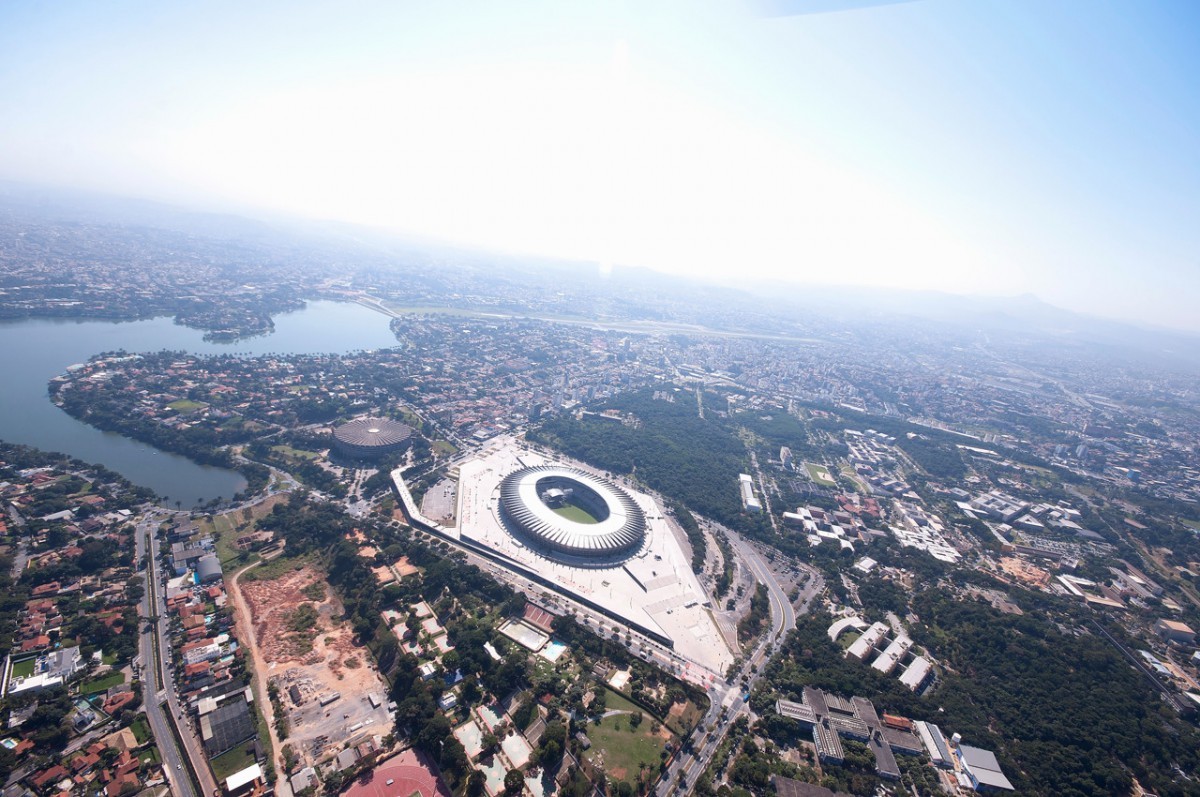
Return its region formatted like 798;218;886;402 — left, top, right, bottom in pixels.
241;564;393;767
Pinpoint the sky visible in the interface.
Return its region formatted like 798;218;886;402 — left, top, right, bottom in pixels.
1;0;1197;329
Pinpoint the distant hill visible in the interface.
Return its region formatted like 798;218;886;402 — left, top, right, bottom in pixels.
741;281;1200;369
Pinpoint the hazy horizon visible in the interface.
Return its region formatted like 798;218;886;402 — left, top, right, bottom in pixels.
2;1;1197;330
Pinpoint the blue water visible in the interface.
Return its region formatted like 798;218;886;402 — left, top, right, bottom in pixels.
0;301;398;506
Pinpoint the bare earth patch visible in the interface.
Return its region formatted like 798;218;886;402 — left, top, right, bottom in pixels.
239;564;394;768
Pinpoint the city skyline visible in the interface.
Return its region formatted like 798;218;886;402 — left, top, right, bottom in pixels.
2;1;1197;330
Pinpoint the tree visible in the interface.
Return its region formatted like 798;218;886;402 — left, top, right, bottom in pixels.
504;768;524;794
481;732;499;757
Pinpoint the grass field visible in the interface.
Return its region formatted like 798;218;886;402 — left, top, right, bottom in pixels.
209;743;257;781
138;746;161;764
839;465;867;493
551;503;601;524
200;496;288;568
664;698;705;736
10;658;35;678
585;689;676;782
270;444;320;461
80;672;125;694
1184;519;1200;532
241;553;313;583
130;715;151;745
168;399;206;413
200;513;246;568
804;461;838;487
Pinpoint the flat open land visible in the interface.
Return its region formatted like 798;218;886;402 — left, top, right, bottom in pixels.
270;444;321;461
804;461;838;487
168;399;206;412
419;477;458;525
551;503;600;524
210;744;258;782
238;564;393;768
585;689;676;782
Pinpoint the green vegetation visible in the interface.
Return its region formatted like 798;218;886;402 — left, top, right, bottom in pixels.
585;688;676;784
898;435;967;479
714;532;734;599
803;461;837;487
53;375;270;501
138;746;161;764
550;502;601;524
167;398;206;412
10;657;35;679
201;495;287;569
301;581;326;602
209;743;258;781
763;602;1200;797
270;444;320;461
79;671;125;694
669;501;707;572
836;630;861;650
285;603;319;633
914;594;1200;797
736;582;770;644
246;440;345;496
530;388;765;533
129;715;151;745
201;512;242;566
241;552;314;583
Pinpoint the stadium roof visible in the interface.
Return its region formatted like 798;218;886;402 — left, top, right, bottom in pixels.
498;465;646;559
333;417;412;453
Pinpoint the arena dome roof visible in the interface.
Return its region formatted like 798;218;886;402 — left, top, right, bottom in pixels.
332;417;412;458
498;466;646;560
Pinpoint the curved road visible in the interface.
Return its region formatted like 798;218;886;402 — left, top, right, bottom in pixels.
656;525;820;796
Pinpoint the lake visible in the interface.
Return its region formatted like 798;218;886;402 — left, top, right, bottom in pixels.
0;301;399;507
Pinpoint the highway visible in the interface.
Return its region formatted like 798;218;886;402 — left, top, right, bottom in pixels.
136;511;220;797
391;458;821;795
656;525;823;795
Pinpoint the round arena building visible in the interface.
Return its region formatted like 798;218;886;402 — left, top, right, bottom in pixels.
498;465;647;562
331;417;413;459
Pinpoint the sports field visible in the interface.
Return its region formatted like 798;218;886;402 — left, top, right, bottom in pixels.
585;689;676;783
168;399;206;413
551;502;601;524
499;619;549;651
804;461;837;487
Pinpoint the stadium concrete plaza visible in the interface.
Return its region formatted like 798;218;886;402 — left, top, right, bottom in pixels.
452;440;734;674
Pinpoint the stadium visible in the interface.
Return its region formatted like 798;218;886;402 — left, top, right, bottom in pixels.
395;442;736;673
497;465;646;563
331;417;413;459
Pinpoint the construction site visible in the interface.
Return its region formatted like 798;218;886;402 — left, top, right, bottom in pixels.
239;563;394;768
